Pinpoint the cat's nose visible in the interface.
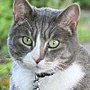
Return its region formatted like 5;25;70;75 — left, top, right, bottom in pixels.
33;57;42;64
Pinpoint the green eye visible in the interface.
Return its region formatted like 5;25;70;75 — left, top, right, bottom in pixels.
22;36;32;46
48;40;60;48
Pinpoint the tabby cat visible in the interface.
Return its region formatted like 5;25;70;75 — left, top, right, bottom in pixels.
8;0;90;90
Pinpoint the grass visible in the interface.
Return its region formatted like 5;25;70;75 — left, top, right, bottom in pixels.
0;62;11;74
77;11;90;43
0;59;12;90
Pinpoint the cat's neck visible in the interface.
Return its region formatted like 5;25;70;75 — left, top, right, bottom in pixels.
11;61;85;90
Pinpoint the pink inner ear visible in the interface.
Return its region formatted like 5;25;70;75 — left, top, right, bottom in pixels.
70;9;79;23
58;4;80;28
13;0;32;21
67;11;79;30
14;3;26;20
65;9;79;26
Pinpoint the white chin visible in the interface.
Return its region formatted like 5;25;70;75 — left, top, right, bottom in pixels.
34;65;55;74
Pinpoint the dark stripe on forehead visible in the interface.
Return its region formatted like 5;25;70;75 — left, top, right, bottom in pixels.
14;20;34;34
25;19;38;40
49;26;58;37
42;24;58;40
41;16;50;38
41;20;51;39
44;26;54;40
25;19;34;32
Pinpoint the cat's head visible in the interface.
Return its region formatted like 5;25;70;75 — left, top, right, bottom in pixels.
8;0;80;74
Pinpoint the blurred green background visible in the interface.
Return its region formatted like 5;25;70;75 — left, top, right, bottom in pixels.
0;0;90;90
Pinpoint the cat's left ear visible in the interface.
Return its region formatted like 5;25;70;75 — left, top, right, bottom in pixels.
13;0;32;21
57;3;80;30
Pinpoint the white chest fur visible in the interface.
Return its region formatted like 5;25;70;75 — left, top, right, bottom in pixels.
11;62;85;90
39;62;85;90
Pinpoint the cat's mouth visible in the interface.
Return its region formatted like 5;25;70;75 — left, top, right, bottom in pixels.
36;72;54;78
34;64;58;78
33;60;61;76
35;66;55;76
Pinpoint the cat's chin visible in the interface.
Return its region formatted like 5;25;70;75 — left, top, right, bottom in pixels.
33;60;58;73
34;67;55;77
34;64;59;75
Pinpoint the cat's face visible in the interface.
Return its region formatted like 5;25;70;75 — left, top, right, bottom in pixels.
8;0;80;74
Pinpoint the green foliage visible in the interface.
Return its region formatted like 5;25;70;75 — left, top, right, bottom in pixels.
0;61;12;90
77;11;90;42
0;61;11;74
30;0;72;8
73;0;90;9
0;0;13;52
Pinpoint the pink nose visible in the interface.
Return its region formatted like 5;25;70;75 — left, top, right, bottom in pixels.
34;57;41;64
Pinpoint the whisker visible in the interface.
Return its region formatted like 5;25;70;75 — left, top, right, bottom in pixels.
55;66;64;71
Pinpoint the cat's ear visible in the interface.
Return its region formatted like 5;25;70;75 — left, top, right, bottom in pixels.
13;0;32;21
57;3;80;30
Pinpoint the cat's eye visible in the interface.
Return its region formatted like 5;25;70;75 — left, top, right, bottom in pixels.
22;36;32;46
48;40;60;48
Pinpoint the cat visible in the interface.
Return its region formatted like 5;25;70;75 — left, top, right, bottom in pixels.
7;0;90;90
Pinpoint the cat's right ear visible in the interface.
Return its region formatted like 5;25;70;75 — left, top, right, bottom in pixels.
57;3;80;31
13;0;32;21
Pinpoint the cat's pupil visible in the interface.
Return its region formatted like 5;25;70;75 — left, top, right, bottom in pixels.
27;39;30;42
53;41;56;45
